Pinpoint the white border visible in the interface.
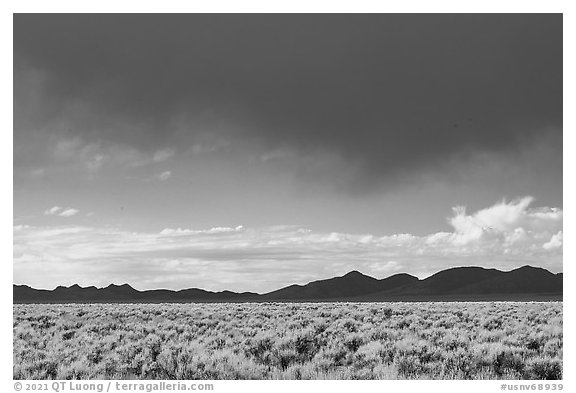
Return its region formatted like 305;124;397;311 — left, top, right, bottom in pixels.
3;2;572;391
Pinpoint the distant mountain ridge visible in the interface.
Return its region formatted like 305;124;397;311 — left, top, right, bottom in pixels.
263;270;419;300
13;265;562;303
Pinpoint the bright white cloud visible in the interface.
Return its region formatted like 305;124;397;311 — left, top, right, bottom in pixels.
449;196;561;238
159;225;244;236
44;206;62;215
432;197;563;253
44;206;80;217
17;197;561;292
543;231;563;250
59;208;80;217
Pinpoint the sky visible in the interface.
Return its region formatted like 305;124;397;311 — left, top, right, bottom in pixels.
13;14;562;292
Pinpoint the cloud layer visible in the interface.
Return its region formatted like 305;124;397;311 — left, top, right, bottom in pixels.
44;206;80;217
14;14;562;190
15;198;562;292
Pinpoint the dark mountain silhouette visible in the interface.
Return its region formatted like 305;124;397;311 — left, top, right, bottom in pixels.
13;265;562;303
355;265;563;301
263;271;418;300
455;266;563;294
410;266;504;294
13;284;259;303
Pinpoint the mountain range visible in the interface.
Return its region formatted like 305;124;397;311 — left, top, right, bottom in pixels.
13;265;562;303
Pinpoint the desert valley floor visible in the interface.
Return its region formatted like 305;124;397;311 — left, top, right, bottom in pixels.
13;302;562;380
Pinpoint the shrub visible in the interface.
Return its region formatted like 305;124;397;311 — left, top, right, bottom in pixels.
493;350;525;376
12;302;563;380
525;357;562;380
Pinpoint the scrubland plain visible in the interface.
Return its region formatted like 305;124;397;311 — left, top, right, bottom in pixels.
13;302;562;380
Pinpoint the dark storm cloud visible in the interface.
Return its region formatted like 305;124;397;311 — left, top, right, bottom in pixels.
14;14;562;186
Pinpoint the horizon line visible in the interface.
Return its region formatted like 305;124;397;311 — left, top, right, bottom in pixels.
12;264;561;294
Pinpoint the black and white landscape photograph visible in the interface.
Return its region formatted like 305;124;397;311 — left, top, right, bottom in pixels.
13;13;563;380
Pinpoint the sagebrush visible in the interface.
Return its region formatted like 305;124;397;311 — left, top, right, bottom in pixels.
13;302;562;380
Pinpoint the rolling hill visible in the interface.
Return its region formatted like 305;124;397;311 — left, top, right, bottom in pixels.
13;265;562;303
